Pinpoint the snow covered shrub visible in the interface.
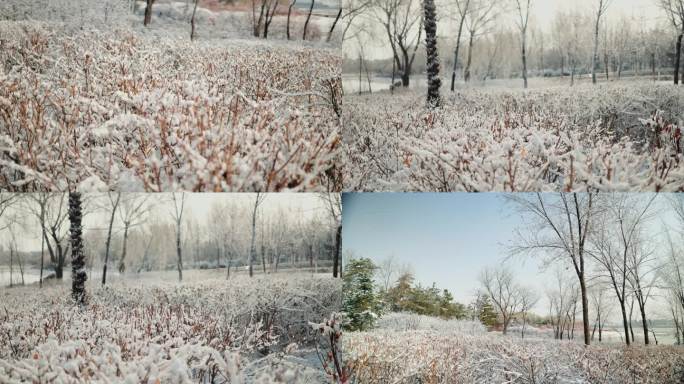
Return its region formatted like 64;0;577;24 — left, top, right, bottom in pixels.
0;0;131;27
342;84;684;191
344;329;684;383
375;312;486;335
0;274;341;382
0;21;342;191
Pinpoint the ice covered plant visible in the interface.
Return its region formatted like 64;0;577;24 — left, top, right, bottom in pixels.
344;327;684;383
0;21;342;192
342;84;684;191
311;313;350;384
0;274;341;382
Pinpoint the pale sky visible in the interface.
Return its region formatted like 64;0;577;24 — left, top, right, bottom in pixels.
342;193;675;320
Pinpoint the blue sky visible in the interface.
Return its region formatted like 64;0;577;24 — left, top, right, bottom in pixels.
342;192;674;316
342;193;551;308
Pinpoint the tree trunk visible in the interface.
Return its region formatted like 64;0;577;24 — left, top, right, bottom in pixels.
464;34;474;83
639;302;650;345
118;225;129;274
176;223;183;281
144;0;154;26
675;32;683;85
423;0;441;107
592;15;600;84
401;71;410;87
521;31;528;88
620;300;631;345
450;5;468;92
327;7;342;42
302;0;314;40
103;194;119;286
39;226;45;288
333;224;341;277
286;0;295;40
69;192;87;305
580;278;590;345
190;0;199;40
249;202;258;277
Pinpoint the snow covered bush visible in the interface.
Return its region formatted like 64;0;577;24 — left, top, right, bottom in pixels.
374;312;486;335
0;21;342;191
344;329;684;383
342;84;684;191
0;274;341;382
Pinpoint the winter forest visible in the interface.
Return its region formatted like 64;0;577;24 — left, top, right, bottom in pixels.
0;192;344;382
341;192;684;383
340;0;684;191
0;0;344;192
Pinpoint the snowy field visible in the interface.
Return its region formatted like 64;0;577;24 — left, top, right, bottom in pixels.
343;313;684;383
0;273;341;382
0;1;342;192
342;83;684;191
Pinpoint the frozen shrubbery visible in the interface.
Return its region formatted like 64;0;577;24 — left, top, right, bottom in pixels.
0;21;342;191
0;0;132;27
0;274;341;382
344;329;684;383
342;84;684;191
374;312;485;335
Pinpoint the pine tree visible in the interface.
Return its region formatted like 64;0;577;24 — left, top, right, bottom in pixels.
423;0;441;107
478;295;498;328
342;258;379;331
68;192;87;305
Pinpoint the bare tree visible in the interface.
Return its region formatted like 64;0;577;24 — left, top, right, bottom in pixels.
512;0;531;88
450;0;472;91
100;192;121;286
263;0;279;38
339;0;372;43
659;0;684;84
509;193;596;345
249;193;267;277
463;0;498;82
171;193;186;282
589;285;612;342
518;285;539;338
373;0;423;87
591;0;611;84
117;195;152;274
479;265;522;334
589;193;656;345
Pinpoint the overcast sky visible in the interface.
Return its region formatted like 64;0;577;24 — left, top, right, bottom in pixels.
345;0;664;60
342;192;676;319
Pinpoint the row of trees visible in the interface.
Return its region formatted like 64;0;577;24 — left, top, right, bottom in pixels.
343;0;684;100
139;0;340;42
0;193;342;293
342;257;472;331
502;193;684;346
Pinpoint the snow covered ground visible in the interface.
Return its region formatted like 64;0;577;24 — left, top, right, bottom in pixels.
0;273;341;382
343;313;684;383
0;0;342;192
342;83;684;191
